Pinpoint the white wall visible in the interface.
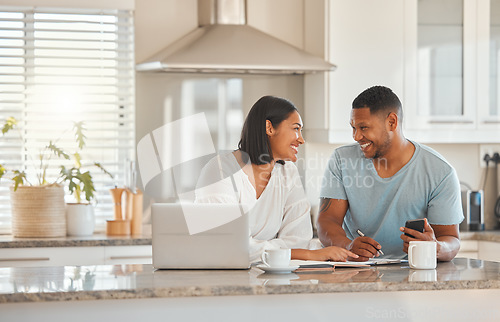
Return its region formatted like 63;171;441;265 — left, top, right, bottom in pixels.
134;0;197;64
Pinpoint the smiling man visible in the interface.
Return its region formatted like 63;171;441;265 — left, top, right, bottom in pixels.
317;85;464;261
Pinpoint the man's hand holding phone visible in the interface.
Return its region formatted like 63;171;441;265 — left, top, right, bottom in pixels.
403;219;425;238
400;218;438;254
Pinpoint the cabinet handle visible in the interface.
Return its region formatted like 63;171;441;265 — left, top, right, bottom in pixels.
428;120;474;124
0;257;50;262
108;256;151;260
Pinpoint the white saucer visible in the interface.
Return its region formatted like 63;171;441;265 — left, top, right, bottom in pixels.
257;264;299;274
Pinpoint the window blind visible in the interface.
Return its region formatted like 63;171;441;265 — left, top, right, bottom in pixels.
0;6;135;233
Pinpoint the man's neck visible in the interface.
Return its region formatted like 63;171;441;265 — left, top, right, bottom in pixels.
374;136;415;178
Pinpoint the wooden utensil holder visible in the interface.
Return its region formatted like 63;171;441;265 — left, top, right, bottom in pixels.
107;187;143;236
106;219;131;236
130;189;143;235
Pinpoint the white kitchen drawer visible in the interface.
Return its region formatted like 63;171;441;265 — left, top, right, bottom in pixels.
457;240;479;259
478;241;500;262
459;240;479;252
0;247;104;267
103;245;152;265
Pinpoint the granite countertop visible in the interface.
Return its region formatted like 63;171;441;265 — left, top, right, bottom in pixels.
460;230;500;242
0;257;499;303
0;230;498;249
0;233;152;248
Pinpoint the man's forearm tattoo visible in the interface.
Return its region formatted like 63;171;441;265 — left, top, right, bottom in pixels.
319;198;333;213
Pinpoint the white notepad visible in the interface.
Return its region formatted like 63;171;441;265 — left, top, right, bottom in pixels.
291;258;408;269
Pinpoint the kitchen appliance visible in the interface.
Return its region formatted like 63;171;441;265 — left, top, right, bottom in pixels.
460;190;484;231
136;0;335;74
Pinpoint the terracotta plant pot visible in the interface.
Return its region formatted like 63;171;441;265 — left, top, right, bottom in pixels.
10;184;66;238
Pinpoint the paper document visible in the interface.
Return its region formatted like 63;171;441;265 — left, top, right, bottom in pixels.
291;258;408;269
291;260;370;268
369;258;408;265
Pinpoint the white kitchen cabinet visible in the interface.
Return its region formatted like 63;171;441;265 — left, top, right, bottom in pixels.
306;0;500;144
103;245;152;265
478;241;500;261
0;247;104;268
488;0;500;121
304;0;405;144
328;0;405;142
456;240;500;262
404;0;500;143
0;245;153;267
457;240;479;259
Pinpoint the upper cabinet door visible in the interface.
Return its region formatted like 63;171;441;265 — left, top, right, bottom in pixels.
306;0;499;143
486;0;500;122
405;0;475;129
405;0;500;142
304;0;406;144
327;0;405;143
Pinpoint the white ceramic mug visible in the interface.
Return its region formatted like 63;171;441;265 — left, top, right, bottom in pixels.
261;249;291;267
408;269;437;282
408;241;437;269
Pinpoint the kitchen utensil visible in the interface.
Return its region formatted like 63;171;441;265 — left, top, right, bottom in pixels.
106;219;131;236
109;187;125;220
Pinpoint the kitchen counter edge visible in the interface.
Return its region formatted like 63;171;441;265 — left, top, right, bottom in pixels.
2;263;500;304
1;230;498;248
0;233;152;248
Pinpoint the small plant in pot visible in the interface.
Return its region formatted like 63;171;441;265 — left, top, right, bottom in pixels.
0;117;113;237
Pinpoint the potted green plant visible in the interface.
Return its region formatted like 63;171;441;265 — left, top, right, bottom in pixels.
0;117;113;237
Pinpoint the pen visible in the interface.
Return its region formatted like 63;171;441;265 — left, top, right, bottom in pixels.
356;229;384;256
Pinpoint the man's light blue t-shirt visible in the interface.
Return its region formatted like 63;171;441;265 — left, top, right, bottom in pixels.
320;140;464;259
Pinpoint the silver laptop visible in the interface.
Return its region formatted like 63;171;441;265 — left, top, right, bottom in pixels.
152;203;250;269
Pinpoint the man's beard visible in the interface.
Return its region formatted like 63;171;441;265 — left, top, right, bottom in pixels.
371;133;391;160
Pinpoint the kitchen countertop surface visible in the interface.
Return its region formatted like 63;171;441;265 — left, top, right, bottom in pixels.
0;257;499;303
0;230;498;248
459;230;500;242
0;233;152;248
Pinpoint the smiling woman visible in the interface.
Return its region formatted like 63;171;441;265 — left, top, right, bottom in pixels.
267;109;304;163
237;96;302;165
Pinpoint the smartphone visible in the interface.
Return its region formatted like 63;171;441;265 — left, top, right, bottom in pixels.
404;219;425;238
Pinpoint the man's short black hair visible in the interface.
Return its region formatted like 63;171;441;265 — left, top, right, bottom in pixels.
238;95;297;165
352;85;403;121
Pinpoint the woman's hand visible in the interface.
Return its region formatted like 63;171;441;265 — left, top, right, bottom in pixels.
308;246;359;262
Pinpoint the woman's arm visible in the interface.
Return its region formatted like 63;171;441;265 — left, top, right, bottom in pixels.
292;247;358;262
272;165;316;251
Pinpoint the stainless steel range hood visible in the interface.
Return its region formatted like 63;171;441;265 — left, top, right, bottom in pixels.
136;0;336;74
